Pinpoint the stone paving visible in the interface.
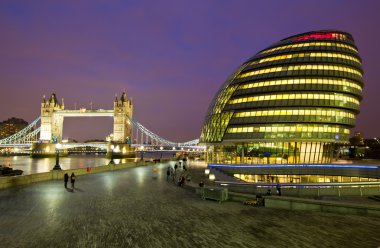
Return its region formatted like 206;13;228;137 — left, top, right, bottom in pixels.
0;161;379;248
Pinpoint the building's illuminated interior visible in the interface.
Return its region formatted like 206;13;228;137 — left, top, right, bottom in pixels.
200;30;364;167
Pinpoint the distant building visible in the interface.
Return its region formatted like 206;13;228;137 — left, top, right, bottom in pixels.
349;132;365;146
363;137;380;159
0;117;28;139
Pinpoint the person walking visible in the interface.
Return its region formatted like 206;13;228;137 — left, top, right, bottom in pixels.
64;173;69;188
166;167;170;181
174;163;178;172
178;175;185;187
70;172;76;189
276;182;282;196
171;167;175;182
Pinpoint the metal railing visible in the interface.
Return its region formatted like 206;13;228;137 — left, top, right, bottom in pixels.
215;181;380;188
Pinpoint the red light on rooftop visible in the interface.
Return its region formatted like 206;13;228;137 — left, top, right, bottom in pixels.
292;32;343;42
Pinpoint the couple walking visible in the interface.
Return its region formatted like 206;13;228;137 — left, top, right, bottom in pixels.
64;172;76;189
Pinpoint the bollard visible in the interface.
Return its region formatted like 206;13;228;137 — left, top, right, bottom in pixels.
86;166;91;172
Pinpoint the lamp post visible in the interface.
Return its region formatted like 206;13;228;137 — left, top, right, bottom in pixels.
140;146;144;161
109;145;115;164
160;146;163;160
53;143;62;170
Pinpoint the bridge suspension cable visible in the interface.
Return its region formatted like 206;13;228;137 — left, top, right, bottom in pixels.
0;116;201;148
128;117;199;147
0;117;41;144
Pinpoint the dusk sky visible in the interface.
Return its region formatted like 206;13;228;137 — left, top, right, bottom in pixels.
1;0;380;142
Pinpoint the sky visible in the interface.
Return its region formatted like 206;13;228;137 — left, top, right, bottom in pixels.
1;0;380;142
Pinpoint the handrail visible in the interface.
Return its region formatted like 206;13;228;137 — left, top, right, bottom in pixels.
215;181;380;187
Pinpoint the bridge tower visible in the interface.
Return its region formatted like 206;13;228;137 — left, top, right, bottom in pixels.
113;90;133;143
40;93;64;143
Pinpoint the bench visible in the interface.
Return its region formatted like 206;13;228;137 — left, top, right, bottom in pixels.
199;187;229;203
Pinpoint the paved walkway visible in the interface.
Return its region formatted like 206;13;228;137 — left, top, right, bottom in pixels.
0;161;379;248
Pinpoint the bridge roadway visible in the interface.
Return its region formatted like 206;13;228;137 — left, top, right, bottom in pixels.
0;162;379;248
55;109;114;117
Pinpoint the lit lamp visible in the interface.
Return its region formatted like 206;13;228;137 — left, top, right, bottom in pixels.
109;145;115;164
140;146;144;161
53;143;62;170
209;174;216;180
160;146;163;159
205;168;210;175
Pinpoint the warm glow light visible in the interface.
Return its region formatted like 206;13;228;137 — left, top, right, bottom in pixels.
172;147;176;150
229;92;359;105
260;42;358;55
205;169;210;175
160;146;163;150
56;143;62;149
238;64;362;79
140;146;144;150
209;174;216;180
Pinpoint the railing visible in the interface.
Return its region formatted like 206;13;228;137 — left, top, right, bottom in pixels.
215;181;380;188
214;180;380;197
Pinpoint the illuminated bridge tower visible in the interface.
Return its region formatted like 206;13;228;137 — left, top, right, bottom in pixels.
40;93;65;143
113;90;133;144
200;30;364;164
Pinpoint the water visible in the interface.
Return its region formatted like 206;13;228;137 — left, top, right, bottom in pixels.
0;151;178;175
0;155;111;175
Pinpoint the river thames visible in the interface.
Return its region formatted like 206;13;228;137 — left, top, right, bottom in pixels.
0;151;179;175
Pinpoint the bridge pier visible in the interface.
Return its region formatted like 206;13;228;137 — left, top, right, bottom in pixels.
107;143;135;159
30;143;67;158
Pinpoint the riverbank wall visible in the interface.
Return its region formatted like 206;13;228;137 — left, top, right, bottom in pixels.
0;161;153;190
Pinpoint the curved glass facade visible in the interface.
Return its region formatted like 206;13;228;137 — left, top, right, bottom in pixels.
200;30;364;164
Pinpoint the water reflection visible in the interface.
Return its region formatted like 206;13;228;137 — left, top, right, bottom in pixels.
0;151;197;175
0;155;110;175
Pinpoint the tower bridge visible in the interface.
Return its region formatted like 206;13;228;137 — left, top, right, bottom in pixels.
0;91;204;156
40;91;132;144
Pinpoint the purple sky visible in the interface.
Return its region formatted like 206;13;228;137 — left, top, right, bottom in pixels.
1;0;380;142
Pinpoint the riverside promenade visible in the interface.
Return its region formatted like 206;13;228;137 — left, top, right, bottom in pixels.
0;161;379;248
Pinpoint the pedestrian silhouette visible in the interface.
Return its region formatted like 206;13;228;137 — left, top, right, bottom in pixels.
178;175;185;187
166;167;170;181
64;173;69;188
70;173;76;189
276;182;281;196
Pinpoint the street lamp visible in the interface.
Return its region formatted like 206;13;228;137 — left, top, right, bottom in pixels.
109;145;115;164
53;143;62;170
160;146;163;160
140;146;144;161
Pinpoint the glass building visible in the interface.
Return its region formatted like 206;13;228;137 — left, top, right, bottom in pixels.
200;30;364;165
